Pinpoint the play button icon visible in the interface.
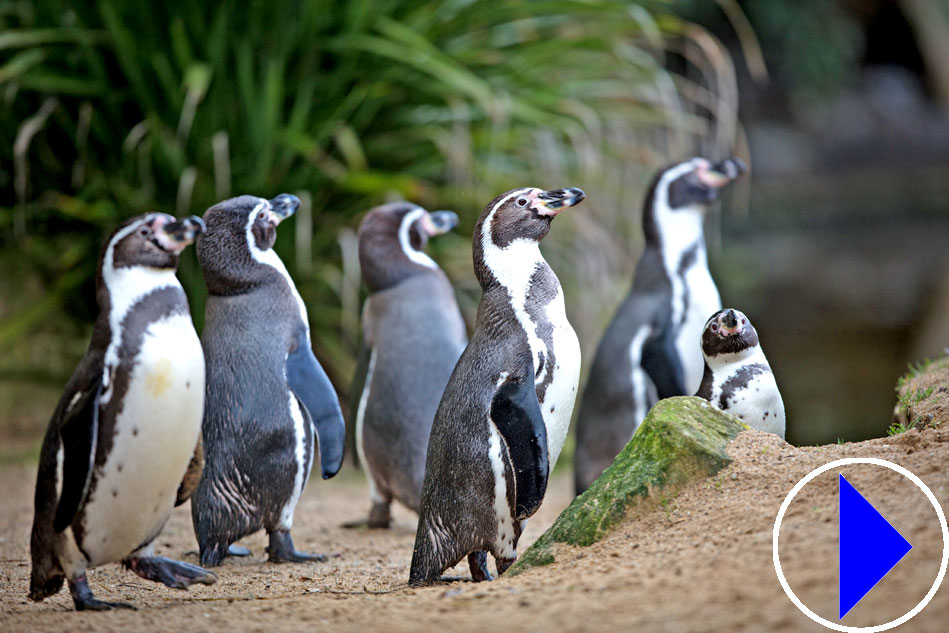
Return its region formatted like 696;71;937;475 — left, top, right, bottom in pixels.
774;457;949;632
839;474;913;620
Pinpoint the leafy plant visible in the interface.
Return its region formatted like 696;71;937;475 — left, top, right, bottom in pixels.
0;0;741;435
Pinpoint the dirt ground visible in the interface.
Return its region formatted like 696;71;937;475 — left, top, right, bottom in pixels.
1;425;948;633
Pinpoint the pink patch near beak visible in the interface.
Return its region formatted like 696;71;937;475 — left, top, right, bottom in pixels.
695;164;733;189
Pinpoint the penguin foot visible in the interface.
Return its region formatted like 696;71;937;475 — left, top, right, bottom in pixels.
68;575;136;611
227;544;252;557
495;556;516;576
467;551;494;582
340;503;391;530
125;556;218;589
266;530;327;563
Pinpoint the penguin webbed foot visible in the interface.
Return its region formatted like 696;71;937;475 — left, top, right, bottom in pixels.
266;530;327;563
468;551;494;582
227;544;252;557
68;575;136;611
125;556;218;589
342;502;392;530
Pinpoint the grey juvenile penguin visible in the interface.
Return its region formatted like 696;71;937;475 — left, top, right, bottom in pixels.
695;308;785;438
409;186;585;586
350;202;467;528
574;158;745;494
191;194;345;566
29;214;214;611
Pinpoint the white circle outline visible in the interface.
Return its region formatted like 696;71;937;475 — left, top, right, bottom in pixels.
773;457;948;632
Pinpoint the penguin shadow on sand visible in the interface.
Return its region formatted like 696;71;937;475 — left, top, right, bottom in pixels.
342;201;467;532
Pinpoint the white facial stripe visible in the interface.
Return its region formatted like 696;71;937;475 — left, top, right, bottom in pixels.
244;198;310;332
100;215;181;401
398;207;438;269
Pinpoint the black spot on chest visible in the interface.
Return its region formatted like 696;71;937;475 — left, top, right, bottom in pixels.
525;265;559;402
718;363;769;410
674;242;699;327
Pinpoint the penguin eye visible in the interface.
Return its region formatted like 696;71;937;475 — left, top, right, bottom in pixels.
139;227;151;237
741;318;746;325
257;211;267;220
516;197;528;208
710;323;719;331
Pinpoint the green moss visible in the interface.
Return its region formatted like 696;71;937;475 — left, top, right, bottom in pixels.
510;396;746;574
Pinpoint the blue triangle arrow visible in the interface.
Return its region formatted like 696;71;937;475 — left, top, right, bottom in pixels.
839;473;913;619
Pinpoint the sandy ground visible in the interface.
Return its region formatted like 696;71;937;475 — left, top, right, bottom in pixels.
2;426;948;633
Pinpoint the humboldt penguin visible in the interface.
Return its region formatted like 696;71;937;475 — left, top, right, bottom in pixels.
191;194;345;567
696;308;785;438
350;202;467;528
574;157;745;494
29;214;214;611
409;186;585;586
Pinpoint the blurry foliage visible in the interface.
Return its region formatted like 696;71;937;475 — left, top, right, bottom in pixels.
675;0;863;106
0;0;740;436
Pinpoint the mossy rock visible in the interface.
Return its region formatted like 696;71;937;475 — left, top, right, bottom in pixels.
510;396;746;574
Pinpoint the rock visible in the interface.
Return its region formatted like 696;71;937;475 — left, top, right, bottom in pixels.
509;396;746;574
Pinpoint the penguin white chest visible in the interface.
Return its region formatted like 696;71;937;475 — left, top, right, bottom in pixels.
708;351;785;439
675;264;721;393
538;289;581;469
80;314;205;565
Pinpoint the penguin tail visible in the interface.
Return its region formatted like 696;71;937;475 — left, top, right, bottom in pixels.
29;572;64;602
409;515;455;586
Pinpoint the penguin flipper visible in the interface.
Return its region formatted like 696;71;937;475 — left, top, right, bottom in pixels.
286;328;345;479
640;329;686;399
490;363;549;520
175;435;204;506
53;381;101;532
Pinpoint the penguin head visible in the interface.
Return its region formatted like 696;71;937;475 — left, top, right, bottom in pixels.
701;308;760;361
101;213;205;273
197;194;300;293
357;202;459;291
643;157;745;244
473;186;585;288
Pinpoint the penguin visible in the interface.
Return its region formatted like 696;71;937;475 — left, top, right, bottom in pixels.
574;157;745;494
349;202;467;528
191;194;345;567
695;308;786;438
409;186;585;586
29;214;214;611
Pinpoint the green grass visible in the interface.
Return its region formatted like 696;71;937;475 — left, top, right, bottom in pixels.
895;386;935;415
887;418;922;436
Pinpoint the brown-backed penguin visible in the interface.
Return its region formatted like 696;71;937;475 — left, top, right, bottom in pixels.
349;202;467;528
696;308;785;437
191;194;345;567
574;158;745;494
29;214;214;611
409;186;585;586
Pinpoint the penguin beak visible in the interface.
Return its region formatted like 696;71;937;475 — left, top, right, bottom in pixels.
421;210;459;236
533;187;586;217
717;309;743;336
696;157;747;189
154;216;206;253
268;194;301;225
